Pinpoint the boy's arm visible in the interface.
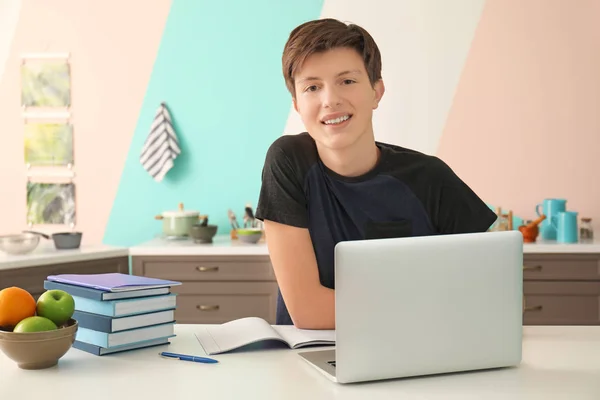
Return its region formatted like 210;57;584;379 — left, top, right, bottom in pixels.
263;219;335;330
255;137;333;329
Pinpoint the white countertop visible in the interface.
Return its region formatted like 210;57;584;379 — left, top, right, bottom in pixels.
2;235;598;271
523;238;600;254
0;242;129;270
128;235;600;257
1;324;599;399
128;234;270;256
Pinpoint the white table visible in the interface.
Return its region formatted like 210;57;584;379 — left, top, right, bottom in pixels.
1;325;599;399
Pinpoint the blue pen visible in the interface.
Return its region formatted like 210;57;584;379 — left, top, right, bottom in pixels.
159;351;219;364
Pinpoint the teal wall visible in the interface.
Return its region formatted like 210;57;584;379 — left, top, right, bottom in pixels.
104;0;324;246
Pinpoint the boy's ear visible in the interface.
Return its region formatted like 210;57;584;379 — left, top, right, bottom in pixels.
293;96;298;112
373;79;385;109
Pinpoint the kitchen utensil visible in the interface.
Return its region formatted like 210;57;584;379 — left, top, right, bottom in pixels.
227;209;240;229
490;207;513;231
0;232;41;255
228;209;240;240
243;204;256;228
535;198;567;240
24;230;83;250
190;225;218;243
518;215;546;243
189;216;218;243
555;211;578;243
154;203;205;238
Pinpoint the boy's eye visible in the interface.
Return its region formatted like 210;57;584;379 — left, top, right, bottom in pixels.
306;85;318;92
343;79;355;85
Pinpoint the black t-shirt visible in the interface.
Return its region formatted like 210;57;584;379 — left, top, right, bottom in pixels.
255;132;498;325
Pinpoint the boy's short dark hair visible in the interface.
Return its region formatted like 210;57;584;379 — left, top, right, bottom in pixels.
282;18;382;97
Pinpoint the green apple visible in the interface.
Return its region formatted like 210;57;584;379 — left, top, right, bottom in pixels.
13;316;57;333
36;290;75;326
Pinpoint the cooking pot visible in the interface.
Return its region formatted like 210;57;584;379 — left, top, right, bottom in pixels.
24;230;83;250
155;203;207;238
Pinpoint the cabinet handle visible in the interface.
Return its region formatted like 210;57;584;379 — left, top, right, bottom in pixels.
524;305;543;312
196;266;219;272
197;305;220;311
523;297;543;312
523;265;542;272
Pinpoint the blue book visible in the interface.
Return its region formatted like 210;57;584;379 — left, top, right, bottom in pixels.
75;322;175;348
73;309;176;333
44;280;171;301
73;336;172;356
72;293;177;317
47;273;181;292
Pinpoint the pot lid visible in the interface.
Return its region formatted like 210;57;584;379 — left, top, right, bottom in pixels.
162;203;199;217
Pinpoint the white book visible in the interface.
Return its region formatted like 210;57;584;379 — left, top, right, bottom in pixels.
195;317;335;355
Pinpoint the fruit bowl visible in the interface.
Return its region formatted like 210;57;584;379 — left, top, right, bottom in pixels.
0;318;78;370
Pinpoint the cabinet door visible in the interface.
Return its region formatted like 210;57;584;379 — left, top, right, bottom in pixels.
132;255;275;282
523;254;600;281
172;282;279;324
131;255;279;325
0;257;129;299
523;281;600;325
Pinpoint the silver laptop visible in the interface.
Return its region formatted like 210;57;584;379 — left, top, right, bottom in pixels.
299;230;523;384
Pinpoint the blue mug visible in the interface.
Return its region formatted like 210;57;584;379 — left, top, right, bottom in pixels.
536;198;567;240
554;211;578;243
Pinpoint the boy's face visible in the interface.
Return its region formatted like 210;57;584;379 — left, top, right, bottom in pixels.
293;47;384;152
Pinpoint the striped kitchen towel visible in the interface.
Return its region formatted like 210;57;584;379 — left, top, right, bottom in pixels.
140;102;181;182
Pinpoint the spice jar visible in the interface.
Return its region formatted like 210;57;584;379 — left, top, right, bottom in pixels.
580;218;594;243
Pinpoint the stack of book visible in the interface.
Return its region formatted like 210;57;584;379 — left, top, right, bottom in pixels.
43;273;181;356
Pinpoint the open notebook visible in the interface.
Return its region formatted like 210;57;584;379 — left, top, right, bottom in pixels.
195;317;335;355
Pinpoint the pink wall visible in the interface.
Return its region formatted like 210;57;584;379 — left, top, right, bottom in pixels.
437;0;600;229
0;0;171;245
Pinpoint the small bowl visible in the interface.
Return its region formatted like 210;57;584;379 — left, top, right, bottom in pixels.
0;232;40;255
0;319;78;370
190;224;218;243
236;228;263;244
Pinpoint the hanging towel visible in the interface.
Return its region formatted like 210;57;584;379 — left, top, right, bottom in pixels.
140;102;181;182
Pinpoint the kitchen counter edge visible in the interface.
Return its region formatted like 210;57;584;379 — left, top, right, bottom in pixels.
0;246;129;270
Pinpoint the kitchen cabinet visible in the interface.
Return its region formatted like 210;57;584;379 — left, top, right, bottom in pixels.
523;253;600;325
130;236;600;326
132;252;600;326
0;256;129;300
131;254;278;324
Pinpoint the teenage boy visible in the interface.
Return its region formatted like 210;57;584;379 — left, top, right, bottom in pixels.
255;18;497;329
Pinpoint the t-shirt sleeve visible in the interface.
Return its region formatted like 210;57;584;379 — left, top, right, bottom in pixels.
432;160;498;234
254;141;309;228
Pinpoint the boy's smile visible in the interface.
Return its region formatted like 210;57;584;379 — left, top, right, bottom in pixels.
321;112;352;128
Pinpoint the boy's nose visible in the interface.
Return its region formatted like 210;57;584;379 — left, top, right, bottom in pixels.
322;87;343;108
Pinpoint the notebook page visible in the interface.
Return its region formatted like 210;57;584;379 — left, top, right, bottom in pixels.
272;325;335;349
196;317;283;355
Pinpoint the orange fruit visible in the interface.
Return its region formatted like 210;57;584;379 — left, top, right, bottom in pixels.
0;287;37;328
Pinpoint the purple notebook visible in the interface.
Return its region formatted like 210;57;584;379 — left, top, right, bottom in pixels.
46;273;181;292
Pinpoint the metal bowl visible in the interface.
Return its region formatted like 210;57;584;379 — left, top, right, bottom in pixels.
0;233;41;255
